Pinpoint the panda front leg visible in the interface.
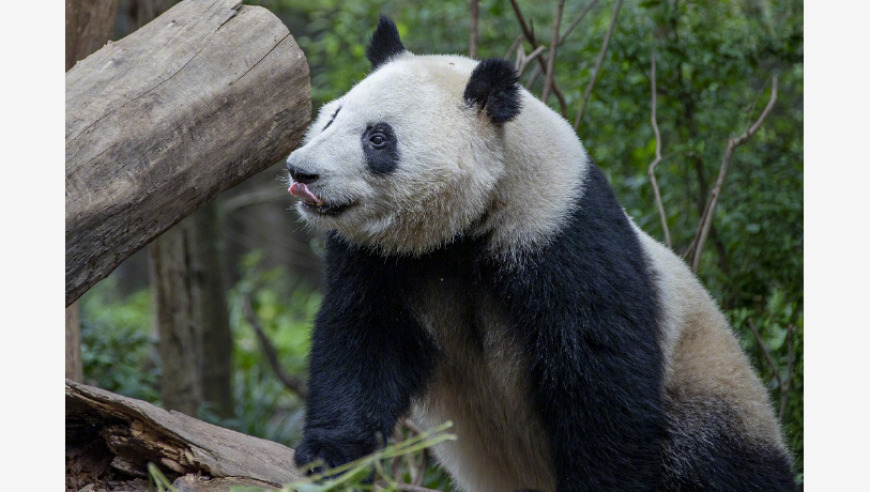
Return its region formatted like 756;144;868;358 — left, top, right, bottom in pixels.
294;235;436;473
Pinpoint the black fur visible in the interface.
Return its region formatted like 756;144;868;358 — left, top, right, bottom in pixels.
661;392;796;491
362;122;400;174
366;15;406;70
463;58;522;124
296;163;667;490
480;164;666;490
294;159;795;489
294;232;439;471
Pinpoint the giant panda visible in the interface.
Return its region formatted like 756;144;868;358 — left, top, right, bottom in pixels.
285;15;794;492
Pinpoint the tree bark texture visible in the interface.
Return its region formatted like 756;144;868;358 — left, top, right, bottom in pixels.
66;0;311;306
66;0;120;71
190;201;234;418
66;380;301;491
66;302;84;382
66;0;121;384
149;222;203;416
149;201;235;417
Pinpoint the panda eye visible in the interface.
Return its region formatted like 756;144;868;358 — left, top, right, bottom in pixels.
369;133;388;148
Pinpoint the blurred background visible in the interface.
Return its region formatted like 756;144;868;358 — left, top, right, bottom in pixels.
72;0;803;488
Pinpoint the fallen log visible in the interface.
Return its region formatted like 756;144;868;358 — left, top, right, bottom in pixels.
65;0;311;306
66;380;303;491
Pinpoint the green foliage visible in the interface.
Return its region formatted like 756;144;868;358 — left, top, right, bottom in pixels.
203;251;321;445
79;276;160;403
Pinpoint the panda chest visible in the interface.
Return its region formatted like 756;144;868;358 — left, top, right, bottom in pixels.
407;278;537;422
409;279;526;385
407;279;556;491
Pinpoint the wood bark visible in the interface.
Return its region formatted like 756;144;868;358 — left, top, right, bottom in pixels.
66;0;121;382
191;201;234;418
149;201;235;417
66;302;84;382
66;380;302;491
149;221;203;416
66;0;311;306
66;0;120;71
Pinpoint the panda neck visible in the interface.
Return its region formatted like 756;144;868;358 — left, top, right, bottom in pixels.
475;94;590;260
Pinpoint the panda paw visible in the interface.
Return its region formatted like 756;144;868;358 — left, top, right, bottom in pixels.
293;435;376;476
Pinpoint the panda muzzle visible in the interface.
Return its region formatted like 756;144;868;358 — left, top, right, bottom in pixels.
289;182;325;207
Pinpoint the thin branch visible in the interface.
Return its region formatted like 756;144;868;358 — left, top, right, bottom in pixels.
746;318;783;390
542;0;567;103
392;424;404;485
525;64;544;88
504;34;523;60
688;76;778;272
648;51;671;248
509;0;568;116
469;0;479;59
393;483;442;492
517;45;547;76
411;448;428;486
573;0;623;130
557;0;600;48
241;296;308;399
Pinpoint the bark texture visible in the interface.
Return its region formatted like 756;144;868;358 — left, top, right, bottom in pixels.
65;0;311;306
66;380;301;491
66;0;120;71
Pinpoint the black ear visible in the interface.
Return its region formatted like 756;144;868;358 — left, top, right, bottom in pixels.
366;15;406;70
463;58;522;124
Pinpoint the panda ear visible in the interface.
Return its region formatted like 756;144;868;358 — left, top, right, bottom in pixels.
463;58;522;125
366;15;406;70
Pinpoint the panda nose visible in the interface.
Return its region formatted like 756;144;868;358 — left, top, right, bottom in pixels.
286;163;320;185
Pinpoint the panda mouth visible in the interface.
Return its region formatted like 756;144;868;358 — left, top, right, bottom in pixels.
289;182;353;216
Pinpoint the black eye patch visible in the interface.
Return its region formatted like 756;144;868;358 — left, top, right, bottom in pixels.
322;105;342;131
362;122;399;174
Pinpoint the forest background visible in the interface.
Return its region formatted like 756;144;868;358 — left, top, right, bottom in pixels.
47;0;830;489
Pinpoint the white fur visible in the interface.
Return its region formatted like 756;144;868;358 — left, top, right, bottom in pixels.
288;53;587;257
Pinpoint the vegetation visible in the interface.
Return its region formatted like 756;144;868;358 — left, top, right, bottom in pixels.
80;0;803;489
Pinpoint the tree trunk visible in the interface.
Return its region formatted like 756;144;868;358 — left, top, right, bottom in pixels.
66;302;84;382
65;0;311;306
149;220;203;416
191;201;235;418
66;380;301;491
150;201;235;417
66;0;121;382
65;0;119;71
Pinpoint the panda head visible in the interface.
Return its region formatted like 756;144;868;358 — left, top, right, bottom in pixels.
285;15;525;256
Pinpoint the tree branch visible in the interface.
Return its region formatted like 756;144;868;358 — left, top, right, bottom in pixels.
557;0;600;48
508;0;568;116
541;0;566;103
573;0;623;130
241;296;308;399
517;45;547;76
746;318;783;391
469;0;479;59
648;51;671;248
688;76;778;272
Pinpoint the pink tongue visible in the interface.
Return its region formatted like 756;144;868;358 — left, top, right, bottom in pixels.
289;182;324;206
